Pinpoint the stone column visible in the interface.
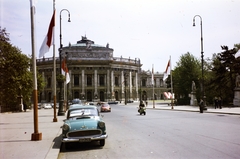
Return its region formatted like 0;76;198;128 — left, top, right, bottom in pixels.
135;72;138;101
107;69;110;101
81;69;85;100
41;72;45;102
68;70;72;99
129;71;132;100
121;71;124;101
111;70;114;100
94;69;98;101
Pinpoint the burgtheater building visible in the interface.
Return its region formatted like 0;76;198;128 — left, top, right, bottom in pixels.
36;36;168;103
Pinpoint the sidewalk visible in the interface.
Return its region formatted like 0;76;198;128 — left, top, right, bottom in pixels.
0;109;65;159
146;103;240;115
1;104;239;159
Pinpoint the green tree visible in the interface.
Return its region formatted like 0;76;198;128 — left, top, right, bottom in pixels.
172;52;201;104
207;45;240;105
0;27;45;112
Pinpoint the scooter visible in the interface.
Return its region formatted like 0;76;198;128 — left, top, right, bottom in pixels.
138;106;146;115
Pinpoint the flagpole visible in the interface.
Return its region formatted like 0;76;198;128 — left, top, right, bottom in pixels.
30;0;42;141
152;64;155;108
170;56;174;109
53;0;58;122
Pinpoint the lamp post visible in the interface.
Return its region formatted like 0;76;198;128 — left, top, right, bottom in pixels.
58;9;71;116
193;15;206;112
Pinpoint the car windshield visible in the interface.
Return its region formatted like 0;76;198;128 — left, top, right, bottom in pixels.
72;99;81;104
69;108;98;118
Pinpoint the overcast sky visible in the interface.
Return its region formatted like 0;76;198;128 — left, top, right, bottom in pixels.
1;0;240;72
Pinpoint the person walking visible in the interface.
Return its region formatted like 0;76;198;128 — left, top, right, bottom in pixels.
214;97;218;109
199;99;204;113
218;97;222;109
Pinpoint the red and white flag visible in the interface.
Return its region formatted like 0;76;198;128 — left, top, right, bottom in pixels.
39;10;55;58
163;59;170;80
61;58;70;84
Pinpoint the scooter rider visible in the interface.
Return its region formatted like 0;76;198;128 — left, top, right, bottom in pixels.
139;100;145;110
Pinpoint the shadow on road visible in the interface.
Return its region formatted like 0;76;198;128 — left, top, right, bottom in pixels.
60;141;104;152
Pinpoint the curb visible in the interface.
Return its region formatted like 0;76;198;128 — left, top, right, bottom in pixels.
147;107;240;115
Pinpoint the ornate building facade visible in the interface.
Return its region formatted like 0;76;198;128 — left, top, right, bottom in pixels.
36;37;168;103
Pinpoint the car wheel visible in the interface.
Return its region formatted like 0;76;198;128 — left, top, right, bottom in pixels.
99;139;105;146
144;112;146;115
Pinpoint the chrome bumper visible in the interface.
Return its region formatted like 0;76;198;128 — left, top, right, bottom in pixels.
62;134;108;143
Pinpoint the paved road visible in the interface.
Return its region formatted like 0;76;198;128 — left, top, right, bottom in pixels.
58;103;240;159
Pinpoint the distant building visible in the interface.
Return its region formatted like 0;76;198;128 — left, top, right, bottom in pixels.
36;36;168;103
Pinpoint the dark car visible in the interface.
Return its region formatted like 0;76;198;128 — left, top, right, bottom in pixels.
108;101;118;104
127;100;134;103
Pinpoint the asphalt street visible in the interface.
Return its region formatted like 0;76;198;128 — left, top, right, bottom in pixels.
58;103;240;159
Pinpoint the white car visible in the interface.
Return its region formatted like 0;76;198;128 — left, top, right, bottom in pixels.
44;103;52;109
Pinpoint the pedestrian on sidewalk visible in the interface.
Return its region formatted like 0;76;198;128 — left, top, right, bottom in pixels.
218;97;222;109
214;97;218;109
23;103;27;112
199;99;204;113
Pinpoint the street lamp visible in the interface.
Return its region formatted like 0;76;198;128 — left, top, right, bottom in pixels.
58;9;71;116
193;15;206;112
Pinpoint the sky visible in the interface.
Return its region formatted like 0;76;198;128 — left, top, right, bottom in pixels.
1;0;240;72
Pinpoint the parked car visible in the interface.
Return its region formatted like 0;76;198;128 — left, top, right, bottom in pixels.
37;103;41;109
97;101;104;105
100;103;111;112
51;103;59;109
127;100;134;103
43;103;52;109
71;98;82;105
61;105;108;148
108;101;118;104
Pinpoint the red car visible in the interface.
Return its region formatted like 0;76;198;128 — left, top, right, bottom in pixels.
100;103;111;112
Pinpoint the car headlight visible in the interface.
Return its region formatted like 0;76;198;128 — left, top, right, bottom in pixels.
98;121;105;128
62;124;70;131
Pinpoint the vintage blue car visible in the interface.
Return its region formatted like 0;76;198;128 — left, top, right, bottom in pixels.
61;105;108;147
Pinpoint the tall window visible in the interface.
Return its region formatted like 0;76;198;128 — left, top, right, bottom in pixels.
100;75;104;86
142;79;146;87
47;77;51;88
74;75;79;86
115;76;119;86
87;75;92;86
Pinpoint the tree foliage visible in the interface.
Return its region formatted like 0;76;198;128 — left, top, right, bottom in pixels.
171;52;201;104
207;45;240;104
0;27;45;112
